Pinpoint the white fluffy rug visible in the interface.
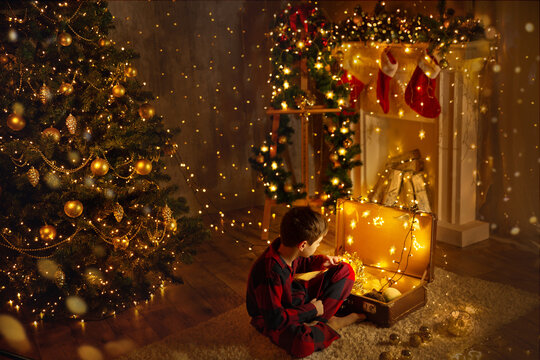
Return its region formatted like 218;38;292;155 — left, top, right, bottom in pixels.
120;268;538;360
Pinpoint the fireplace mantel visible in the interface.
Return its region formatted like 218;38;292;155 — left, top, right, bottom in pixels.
348;40;490;247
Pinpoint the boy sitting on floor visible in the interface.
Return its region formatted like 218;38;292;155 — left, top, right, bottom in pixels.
246;206;365;358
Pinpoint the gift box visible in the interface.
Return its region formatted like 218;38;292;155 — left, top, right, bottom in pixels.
335;199;436;327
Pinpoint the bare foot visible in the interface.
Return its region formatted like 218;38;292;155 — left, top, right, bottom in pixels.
327;312;366;331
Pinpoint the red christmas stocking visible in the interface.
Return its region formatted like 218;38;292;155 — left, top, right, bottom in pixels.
405;52;442;118
376;47;398;113
339;70;364;108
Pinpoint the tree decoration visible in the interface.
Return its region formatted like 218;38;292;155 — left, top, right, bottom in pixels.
64;200;83;218
162;204;172;224
90;158;109;176
27;167;39;187
39;225;57;241
112;84;126;97
113;202;124;222
138;103;155;120
7;113;25;131
54;269;65;287
124;65;137;77
112;235;129;250
65;113;77;134
42;127;61;142
166;218;178;232
58;82;74;95
134;159;152;175
38;84;52;104
57;32;72;46
98;37;111;47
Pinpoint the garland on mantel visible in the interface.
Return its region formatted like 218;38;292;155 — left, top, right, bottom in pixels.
250;1;485;209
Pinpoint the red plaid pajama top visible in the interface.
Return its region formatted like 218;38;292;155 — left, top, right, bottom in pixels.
246;238;355;358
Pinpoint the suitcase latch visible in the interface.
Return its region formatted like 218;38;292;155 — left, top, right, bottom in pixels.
363;302;377;314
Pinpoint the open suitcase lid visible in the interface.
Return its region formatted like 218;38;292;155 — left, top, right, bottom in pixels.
335;199;436;283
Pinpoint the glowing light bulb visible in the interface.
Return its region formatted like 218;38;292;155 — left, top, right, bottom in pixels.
347;235;353;245
350;220;356;229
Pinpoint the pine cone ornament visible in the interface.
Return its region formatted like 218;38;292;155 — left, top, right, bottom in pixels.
162;204;172;224
113;203;124;222
39;84;52;104
27;167;39;187
66;113;77;134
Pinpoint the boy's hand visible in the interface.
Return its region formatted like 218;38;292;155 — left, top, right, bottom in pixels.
322;255;342;268
310;298;324;316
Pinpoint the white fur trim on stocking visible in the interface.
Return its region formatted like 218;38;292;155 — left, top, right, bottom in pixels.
380;48;398;77
418;52;441;79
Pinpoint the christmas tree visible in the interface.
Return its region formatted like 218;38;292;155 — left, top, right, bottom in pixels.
0;1;207;320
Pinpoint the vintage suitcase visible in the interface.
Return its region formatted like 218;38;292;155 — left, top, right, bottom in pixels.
334;199;436;327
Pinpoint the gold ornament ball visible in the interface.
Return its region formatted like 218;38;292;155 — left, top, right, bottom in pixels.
0;54;9;65
98;37;111;47
400;349;412;359
57;32;72;46
284;183;293;192
124;65;138;77
167;219;178;232
421;332;433;342
39;225;57;241
134;159;152;175
91;158;109;176
64;200;83;218
329;153;339;162
42;127;61;142
278;136;287;144
7;113;25;131
138;103;156;120
256;154;265;163
59;82;74;95
112;84;126;97
327;124;337;133
389;333;401;345
113;236;130;250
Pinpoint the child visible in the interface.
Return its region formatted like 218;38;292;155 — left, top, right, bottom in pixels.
246;206;364;358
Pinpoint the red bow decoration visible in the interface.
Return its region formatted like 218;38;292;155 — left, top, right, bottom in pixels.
289;4;313;35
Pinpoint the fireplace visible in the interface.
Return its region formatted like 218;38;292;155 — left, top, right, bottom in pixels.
346;41;490;247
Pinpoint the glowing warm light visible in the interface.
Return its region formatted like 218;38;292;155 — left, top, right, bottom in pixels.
283;67;291;74
338;148;347;155
389;246;396;255
269;184;277;192
326;91;334;99
350;220;356;229
281;101;288;109
361;210;370;218
296;41;304;48
331;177;340;185
413;239;425;251
315;62;323;69
271;162;278;170
398;109;404;117
283;81;289;89
261;145;268;152
419;130;425;139
373;216;384;227
347;235;353;245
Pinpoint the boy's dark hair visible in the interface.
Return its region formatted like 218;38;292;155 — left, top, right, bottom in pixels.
280;206;328;247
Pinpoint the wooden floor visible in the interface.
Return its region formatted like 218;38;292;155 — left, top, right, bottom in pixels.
1;205;538;360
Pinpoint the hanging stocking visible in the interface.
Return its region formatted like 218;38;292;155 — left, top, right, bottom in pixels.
376;47;398;113
405;51;442;118
338;69;365;111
